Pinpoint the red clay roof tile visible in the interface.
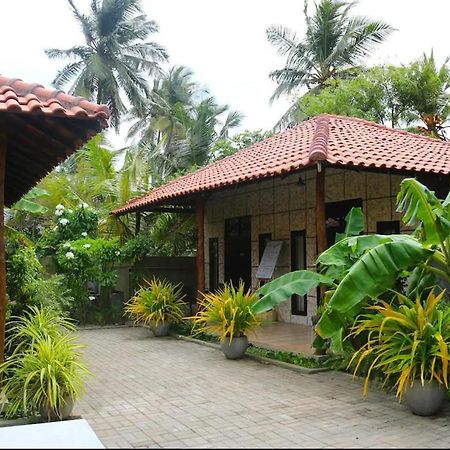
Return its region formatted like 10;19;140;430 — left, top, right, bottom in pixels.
0;75;110;125
113;114;450;215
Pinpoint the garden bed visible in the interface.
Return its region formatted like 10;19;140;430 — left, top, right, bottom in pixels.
171;332;330;374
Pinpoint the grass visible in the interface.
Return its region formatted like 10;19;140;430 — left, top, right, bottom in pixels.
246;345;327;369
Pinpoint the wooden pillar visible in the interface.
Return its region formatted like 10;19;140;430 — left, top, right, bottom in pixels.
315;165;327;256
196;199;205;294
0;129;6;365
135;211;141;235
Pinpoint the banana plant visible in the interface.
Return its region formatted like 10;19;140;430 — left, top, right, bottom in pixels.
256;178;449;353
254;206;365;320
317;178;450;352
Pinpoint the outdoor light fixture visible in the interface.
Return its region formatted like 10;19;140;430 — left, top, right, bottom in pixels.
296;175;305;186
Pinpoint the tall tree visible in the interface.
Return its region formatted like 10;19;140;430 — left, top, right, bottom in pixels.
266;0;393;129
45;0;168;129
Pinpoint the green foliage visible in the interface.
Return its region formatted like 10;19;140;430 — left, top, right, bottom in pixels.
254;271;333;315
267;0;392;128
5;231;73;318
298;54;450;138
50;203;98;244
317;178;450;352
124;278;185;326
193;282;261;341
246;346;326;369
45;0;168;129
348;289;450;400
0;306;88;421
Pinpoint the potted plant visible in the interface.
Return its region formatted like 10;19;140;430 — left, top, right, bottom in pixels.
348;288;450;416
193;282;261;359
0;306;89;421
124;278;185;337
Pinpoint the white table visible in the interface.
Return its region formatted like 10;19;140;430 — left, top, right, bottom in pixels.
0;418;104;449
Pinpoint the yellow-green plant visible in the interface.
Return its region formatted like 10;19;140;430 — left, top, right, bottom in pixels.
0;307;88;421
124;278;185;326
348;288;450;400
193;282;261;341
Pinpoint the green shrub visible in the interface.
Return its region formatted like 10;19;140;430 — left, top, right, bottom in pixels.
124;278;185;326
192;282;261;341
0;307;88;421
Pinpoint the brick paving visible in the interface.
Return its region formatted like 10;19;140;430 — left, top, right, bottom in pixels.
74;327;450;449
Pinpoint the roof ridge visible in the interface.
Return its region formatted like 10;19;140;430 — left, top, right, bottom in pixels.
309;115;329;161
320;113;450;145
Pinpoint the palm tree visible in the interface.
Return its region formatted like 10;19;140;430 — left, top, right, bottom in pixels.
267;0;393;129
45;0;168;129
128;66;200;146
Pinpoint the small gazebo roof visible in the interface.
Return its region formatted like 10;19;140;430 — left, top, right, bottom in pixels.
0;75;110;205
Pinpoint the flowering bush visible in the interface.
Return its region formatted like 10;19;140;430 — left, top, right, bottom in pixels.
51;203;98;243
55;238;120;322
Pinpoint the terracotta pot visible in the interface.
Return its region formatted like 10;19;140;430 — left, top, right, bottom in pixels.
403;380;447;416
220;336;248;360
40;396;74;421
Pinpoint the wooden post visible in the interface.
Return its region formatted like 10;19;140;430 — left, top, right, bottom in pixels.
135;211;141;235
316;165;327;256
196;199;205;295
0;129;7;365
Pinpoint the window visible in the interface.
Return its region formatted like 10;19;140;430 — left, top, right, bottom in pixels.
258;233;272;263
209;238;219;292
377;220;400;235
291;230;307;316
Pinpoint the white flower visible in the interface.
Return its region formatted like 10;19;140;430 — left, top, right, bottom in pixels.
65;251;75;259
115;251;121;256
81;232;88;237
79;202;89;209
55;209;64;217
63;242;71;248
88;296;96;301
59;218;69;226
56;204;64;210
83;244;91;249
67;209;73;214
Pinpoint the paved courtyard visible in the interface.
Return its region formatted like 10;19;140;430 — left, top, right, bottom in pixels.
75;327;450;449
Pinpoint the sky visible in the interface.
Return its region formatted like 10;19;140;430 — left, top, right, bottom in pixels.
2;0;450;148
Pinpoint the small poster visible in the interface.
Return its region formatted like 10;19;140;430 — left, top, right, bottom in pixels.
256;240;283;280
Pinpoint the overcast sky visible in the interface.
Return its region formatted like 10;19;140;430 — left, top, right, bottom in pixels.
2;0;450;148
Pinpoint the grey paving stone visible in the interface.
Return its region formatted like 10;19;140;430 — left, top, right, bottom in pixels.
74;327;450;449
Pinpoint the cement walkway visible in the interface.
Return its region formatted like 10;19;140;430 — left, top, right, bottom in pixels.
74;327;450;448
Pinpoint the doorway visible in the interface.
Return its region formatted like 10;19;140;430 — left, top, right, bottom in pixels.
224;216;251;289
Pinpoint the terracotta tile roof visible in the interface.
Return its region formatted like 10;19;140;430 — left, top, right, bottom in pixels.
0;75;110;126
0;75;110;205
113;114;450;215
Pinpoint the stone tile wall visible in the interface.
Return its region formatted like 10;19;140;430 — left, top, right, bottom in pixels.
204;167;411;325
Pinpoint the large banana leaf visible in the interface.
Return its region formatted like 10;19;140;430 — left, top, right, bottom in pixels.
396;178;444;245
253;270;333;315
317;238;433;348
317;234;413;272
335;207;365;243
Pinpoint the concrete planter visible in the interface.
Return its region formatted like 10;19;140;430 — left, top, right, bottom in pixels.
403;381;447;416
39;396;74;421
150;321;171;337
220;336;248;360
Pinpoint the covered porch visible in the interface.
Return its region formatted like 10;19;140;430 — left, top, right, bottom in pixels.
249;321;316;356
